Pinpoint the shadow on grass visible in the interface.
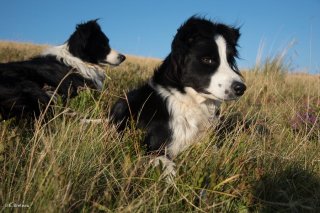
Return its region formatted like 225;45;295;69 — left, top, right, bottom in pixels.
251;166;320;212
215;112;270;147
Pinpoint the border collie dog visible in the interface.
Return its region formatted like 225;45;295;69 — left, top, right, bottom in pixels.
0;19;125;120
111;17;246;178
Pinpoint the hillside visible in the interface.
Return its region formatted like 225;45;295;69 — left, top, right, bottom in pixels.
0;41;319;212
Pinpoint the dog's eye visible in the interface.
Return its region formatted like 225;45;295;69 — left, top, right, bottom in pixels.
201;57;215;65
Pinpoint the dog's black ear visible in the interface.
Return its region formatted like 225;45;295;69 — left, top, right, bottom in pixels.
67;20;101;59
170;33;185;80
68;24;90;58
217;24;240;46
232;27;241;44
171;22;196;68
172;18;200;44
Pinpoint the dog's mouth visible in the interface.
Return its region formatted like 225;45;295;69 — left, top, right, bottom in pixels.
99;60;119;67
200;92;224;101
200;90;238;101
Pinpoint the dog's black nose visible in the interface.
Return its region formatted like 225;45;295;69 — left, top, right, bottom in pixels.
231;81;246;96
118;54;126;63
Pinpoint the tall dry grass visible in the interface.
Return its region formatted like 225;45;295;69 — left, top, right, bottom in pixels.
0;41;319;212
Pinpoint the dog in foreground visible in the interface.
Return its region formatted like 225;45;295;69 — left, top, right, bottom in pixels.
0;19;125;120
111;16;246;179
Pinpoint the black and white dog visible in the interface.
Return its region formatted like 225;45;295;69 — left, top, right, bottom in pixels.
0;19;125;120
111;17;246;177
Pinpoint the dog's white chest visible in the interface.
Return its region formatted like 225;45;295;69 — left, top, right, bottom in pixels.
162;87;220;158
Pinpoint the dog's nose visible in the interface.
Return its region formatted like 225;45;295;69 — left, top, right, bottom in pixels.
231;81;246;96
118;54;126;63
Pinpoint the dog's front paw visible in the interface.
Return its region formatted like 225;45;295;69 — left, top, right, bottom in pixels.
151;156;176;184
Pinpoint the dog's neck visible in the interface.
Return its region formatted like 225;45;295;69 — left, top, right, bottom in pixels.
41;44;106;90
149;80;221;117
150;80;221;158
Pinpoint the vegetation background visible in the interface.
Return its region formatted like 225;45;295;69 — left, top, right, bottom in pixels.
0;41;319;212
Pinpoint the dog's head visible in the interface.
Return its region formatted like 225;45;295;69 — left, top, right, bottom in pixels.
170;16;246;101
67;19;126;66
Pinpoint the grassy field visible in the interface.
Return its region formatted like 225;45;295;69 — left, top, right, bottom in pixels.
0;41;319;212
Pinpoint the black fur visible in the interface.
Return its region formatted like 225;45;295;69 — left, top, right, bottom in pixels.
0;56;92;119
111;84;171;155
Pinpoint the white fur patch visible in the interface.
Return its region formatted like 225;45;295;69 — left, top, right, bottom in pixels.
205;36;244;100
152;83;221;158
42;44;106;90
151;156;176;183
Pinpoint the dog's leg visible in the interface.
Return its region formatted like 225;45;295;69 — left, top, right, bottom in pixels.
151;155;176;183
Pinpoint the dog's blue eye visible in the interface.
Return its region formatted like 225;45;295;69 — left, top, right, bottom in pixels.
201;57;215;65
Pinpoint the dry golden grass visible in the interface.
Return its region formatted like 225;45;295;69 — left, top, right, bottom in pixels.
0;41;319;212
0;41;47;62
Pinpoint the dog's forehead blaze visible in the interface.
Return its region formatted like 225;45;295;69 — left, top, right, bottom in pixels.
214;36;229;67
214;35;242;76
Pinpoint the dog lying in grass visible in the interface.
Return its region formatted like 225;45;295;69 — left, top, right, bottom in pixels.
110;16;246;180
0;19;125;120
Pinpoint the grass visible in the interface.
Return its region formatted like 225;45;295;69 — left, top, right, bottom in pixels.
0;41;320;212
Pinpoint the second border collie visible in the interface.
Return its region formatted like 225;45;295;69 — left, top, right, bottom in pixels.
0;19;125;120
111;16;246;178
